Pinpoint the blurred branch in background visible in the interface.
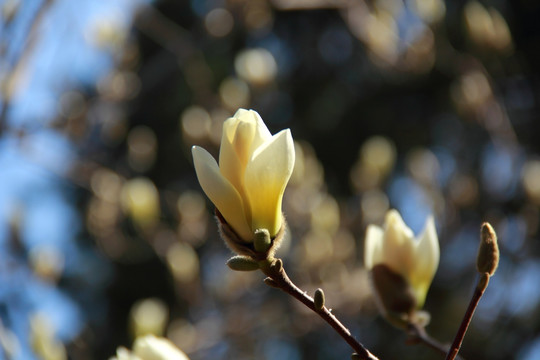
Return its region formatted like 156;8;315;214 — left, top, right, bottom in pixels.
0;0;54;134
134;5;195;62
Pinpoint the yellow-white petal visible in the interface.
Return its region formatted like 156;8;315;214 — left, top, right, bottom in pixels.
364;224;384;269
219;115;252;193
133;335;190;360
381;210;415;278
410;216;439;306
110;347;132;360
244;129;294;236
246;109;272;148
414;216;439;278
192;146;252;240
218;109;271;200
232;109;272;149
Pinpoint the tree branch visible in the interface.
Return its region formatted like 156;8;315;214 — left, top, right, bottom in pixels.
260;258;379;360
407;322;464;360
445;273;490;360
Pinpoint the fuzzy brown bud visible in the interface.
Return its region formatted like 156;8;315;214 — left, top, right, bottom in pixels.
477;222;499;276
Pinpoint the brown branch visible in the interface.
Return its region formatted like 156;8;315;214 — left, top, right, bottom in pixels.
134;5;194;62
260;258;379;360
407;322;464;360
445;273;490;360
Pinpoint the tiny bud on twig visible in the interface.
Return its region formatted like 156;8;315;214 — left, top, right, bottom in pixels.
351;353;361;360
271;258;283;272
263;277;280;288
314;288;325;311
227;256;259;271
445;223;500;360
477;222;499;276
260;257;379;359
254;228;272;252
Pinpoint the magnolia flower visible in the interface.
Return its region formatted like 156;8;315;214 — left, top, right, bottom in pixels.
192;109;295;242
364;210;439;315
110;335;190;360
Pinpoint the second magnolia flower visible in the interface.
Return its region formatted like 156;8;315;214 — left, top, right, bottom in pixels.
364;210;440;320
192;109;295;242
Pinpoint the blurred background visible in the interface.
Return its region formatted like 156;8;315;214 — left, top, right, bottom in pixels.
0;0;539;359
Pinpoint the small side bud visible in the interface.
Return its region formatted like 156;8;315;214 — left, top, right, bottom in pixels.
314;288;325;311
227;256;259;271
477;222;499;276
263;277;280;288
270;258;283;273
254;228;272;252
351;354;361;360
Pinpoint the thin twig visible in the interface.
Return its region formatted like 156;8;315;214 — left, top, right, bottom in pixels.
407;323;464;360
260;258;379;360
445;273;490;360
134;4;194;62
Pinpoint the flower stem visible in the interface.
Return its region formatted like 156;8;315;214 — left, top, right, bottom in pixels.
260;258;379;360
407;323;464;360
445;273;490;360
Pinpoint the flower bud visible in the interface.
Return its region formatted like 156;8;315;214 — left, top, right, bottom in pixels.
254;228;271;252
192;109;295;242
477;222;499;276
227;255;260;271
364;210;439;321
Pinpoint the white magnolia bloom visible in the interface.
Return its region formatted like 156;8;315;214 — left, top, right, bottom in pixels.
110;335;189;360
192;109;295;241
364;209;439;308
